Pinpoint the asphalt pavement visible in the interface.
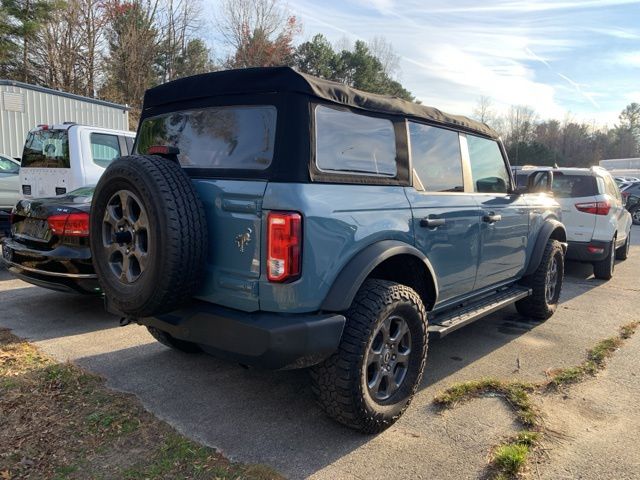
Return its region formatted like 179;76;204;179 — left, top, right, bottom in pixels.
1;226;639;479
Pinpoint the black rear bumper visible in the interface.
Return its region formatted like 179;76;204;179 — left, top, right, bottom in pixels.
140;301;346;370
1;237;100;294
566;240;610;262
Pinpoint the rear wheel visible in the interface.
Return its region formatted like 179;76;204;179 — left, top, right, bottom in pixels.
147;326;201;353
516;239;564;320
632;208;640;226
616;233;630;261
593;239;615;280
310;279;428;433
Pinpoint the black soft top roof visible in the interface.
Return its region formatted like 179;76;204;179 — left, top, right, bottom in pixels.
143;66;497;139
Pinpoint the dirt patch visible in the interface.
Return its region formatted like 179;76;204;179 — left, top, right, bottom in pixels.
0;328;283;480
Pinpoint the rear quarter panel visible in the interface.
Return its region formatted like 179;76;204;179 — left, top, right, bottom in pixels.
260;183;413;313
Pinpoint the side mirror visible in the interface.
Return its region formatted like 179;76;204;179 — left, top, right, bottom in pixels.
525;170;553;194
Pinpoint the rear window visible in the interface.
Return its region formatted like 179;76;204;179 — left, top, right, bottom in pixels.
135;106;277;170
21;130;70;168
315;105;397;177
551;174;597;198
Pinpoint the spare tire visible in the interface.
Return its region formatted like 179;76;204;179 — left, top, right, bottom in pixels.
90;155;207;317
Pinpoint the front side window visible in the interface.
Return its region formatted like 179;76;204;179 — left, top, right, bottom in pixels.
136;105;277;170
409;122;463;192
90;133;122;168
467;135;510;193
21;130;70;168
315;105;397;176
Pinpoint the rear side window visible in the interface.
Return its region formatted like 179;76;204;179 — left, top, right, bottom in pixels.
552;174;597;198
136;106;277;170
21;129;70;168
408;122;463;192
90;133;122;168
603;174;622;202
467;135;510;193
315;105;397;177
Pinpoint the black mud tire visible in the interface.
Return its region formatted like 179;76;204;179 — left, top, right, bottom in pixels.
310;279;428;434
147;326;201;353
616;233;630;261
593;239;615;280
90;155;207;318
516;239;564;321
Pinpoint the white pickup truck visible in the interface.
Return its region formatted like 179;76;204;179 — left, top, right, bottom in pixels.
20;123;135;198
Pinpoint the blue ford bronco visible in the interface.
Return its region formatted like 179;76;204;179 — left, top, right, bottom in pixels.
90;67;566;433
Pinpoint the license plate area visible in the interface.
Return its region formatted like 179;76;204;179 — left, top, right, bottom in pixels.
15;218;50;240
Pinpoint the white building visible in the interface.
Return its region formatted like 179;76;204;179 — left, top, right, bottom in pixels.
599;158;640;178
0;80;130;159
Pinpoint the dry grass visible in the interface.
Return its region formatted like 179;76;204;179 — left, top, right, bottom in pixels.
0;328;284;480
547;321;639;388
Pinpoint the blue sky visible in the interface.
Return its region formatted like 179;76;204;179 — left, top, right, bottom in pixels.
207;0;640;126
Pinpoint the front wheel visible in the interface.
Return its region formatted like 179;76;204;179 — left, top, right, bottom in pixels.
631;208;640;226
516;239;564;320
310;279;428;433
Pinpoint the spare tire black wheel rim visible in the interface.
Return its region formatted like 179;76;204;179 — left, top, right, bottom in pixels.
365;315;412;402
102;190;150;284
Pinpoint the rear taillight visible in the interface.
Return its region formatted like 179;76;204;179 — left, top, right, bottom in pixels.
575;201;611;216
47;212;90;237
267;211;302;282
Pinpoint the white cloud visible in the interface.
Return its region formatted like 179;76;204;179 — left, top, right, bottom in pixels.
616;52;640;67
426;0;640;14
198;0;636;125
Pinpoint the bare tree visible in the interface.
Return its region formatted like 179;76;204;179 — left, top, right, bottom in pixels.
217;0;301;68
368;36;400;77
33;0;107;96
472;96;495;124
157;0;203;82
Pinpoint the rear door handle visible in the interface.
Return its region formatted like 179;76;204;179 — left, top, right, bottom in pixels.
420;217;446;228
483;213;502;223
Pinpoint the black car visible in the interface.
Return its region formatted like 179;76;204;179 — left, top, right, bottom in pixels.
1;186;100;294
626;193;640;225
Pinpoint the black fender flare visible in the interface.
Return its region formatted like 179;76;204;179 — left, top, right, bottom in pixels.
524;219;567;276
320;240;438;312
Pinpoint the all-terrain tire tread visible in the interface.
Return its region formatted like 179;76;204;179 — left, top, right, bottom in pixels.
91;155;207;317
310;279;428;433
516;239;564;320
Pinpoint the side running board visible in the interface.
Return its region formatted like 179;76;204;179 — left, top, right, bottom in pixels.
428;286;531;339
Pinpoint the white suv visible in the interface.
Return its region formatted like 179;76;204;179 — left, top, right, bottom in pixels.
550;167;632;279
